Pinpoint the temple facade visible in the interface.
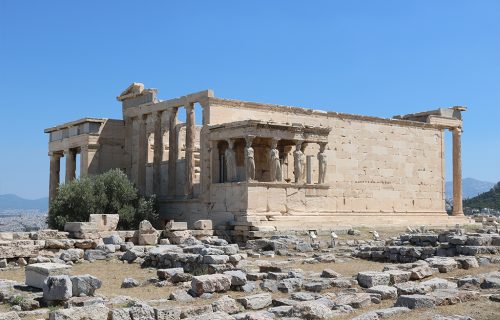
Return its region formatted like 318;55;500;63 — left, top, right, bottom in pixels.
45;83;469;236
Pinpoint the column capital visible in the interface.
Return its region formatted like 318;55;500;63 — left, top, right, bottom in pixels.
226;138;235;149
48;151;62;158
184;101;195;112
245;135;255;146
318;142;328;153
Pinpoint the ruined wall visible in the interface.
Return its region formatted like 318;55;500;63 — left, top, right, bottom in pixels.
207;99;446;217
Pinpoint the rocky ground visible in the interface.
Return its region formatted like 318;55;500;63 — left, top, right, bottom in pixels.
0;226;499;320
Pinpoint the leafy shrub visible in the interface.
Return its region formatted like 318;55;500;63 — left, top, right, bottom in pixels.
48;169;159;230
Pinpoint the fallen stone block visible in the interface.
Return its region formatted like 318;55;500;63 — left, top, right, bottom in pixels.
43;275;72;302
193;220;213;230
212;295;244;314
426;257;459;273
129;304;155;320
367;285;398;299
277;278;303;293
191;274;231;296
59;249;84;262
138;233;158;246
420;278;457;291
157;267;184;280
89;214;119;232
457;276;481;288
83;249;107;261
292;301;334;319
332;293;372;309
455;256;479;269
25;263;71;289
224;270;247;286
430;289;480;306
203;255;229;264
357;271;390;288
385;269;411;284
236;293;272;310
121;278;140;288
321;268;341;278
480;277;500;289
48;304;109;320
395;294;436;309
165;221;188;231
394;281;432;296
154;306;182;320
409;265;434;280
71;275;102;297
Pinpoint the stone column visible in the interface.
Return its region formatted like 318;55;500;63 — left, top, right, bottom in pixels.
80;145;98;177
153;111;163;196
306;155;313;184
167;108;178;198
64;149;76;183
225;138;237;182
137;114;148;194
452;127;464;216
49;152;61;204
185;102;195;198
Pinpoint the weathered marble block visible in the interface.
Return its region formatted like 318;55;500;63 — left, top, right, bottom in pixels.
25;262;72;289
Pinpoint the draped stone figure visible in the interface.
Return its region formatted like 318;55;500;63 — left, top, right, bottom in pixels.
293;142;305;183
318;143;327;184
245;136;255;181
225;140;237;182
245;146;255;181
269;139;282;182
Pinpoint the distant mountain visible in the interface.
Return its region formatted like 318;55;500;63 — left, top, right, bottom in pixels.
0;194;48;212
445;178;495;200
463;182;500;210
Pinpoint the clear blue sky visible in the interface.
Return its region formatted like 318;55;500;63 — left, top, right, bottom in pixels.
0;1;499;199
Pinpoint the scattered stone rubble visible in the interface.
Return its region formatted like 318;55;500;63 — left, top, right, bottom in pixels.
0;219;498;319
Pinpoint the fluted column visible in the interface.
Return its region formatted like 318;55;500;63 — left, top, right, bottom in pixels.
64;149;76;183
167;108;178;198
452;127;464;216
153;111;163;196
49;152;61;204
137;114;148;194
185;102;195;198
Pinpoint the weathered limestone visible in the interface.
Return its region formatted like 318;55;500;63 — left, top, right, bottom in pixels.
46;83;468;231
64;149;76;183
167;108;178;199
89;214;119;232
25;263;72;289
153;111;163;196
191;274;232;296
138;115;147;194
138;220;158;246
185;102;196;198
452;127;463;216
49;153;61;203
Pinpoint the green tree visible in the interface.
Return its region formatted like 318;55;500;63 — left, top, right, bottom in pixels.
48;169;158;230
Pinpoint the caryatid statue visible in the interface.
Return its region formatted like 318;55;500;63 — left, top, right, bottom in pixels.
245;136;255;181
317;142;327;184
225;139;237;182
269;139;282;182
293;141;305;183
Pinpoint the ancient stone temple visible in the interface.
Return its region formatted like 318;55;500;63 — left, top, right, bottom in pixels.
45;83;469;234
